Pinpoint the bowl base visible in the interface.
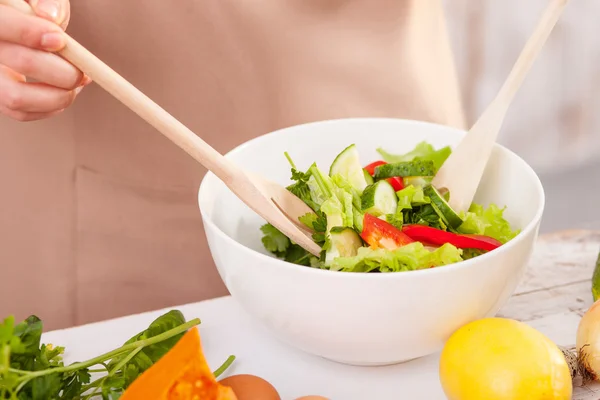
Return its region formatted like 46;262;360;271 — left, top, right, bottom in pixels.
322;355;420;367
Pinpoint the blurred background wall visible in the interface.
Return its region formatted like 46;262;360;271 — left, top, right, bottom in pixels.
443;0;599;232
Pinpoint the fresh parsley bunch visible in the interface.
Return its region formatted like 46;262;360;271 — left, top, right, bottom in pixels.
0;310;233;399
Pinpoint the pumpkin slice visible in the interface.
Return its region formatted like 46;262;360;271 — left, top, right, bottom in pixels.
121;327;237;400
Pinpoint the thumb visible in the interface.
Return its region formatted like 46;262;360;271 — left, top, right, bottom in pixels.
28;0;70;30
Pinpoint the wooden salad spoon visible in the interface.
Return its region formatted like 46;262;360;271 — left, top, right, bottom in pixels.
432;0;570;214
2;0;321;256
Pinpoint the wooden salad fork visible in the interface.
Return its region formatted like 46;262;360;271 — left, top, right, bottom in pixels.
432;0;570;214
2;0;321;256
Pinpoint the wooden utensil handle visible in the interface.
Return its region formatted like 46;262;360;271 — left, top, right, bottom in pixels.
494;0;570;112
1;0;237;182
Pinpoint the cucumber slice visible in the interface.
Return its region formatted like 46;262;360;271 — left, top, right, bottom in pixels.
361;180;398;217
424;185;463;229
403;176;433;188
438;187;450;201
329;144;369;192
592;251;600;301
374;161;436;179
363;169;374;185
325;226;363;264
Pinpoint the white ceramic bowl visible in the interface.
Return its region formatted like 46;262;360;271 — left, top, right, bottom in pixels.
198;118;545;366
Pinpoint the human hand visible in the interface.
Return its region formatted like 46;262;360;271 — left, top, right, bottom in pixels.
0;0;89;122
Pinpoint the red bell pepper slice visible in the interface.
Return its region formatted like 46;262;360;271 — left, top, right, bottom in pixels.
460;234;504;248
361;213;415;250
386;176;405;191
401;225;502;251
364;160;387;175
363;161;405;191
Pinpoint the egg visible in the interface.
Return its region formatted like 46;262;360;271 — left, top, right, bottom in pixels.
295;396;329;400
219;374;281;400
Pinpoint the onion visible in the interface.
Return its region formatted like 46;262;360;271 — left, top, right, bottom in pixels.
559;345;580;380
576;299;600;381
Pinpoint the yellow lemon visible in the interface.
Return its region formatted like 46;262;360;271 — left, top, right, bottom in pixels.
439;318;572;400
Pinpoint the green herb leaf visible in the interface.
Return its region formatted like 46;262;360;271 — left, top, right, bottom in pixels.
403;204;447;231
260;224;291;254
0;316;15;343
12;316;43;355
298;211;327;244
10;315;44;373
104;310;187;388
60;368;91;399
31;374;63;400
282;244;313;266
38;344;65;369
100;374;127;399
259;223;321;267
298;212;317;231
286;165;323;212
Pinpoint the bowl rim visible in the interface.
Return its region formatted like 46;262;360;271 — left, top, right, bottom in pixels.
198;117;545;279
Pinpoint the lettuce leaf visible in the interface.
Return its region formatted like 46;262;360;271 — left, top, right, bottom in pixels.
461;248;486;260
383;185;431;229
457;203;520;243
331;174;365;231
307;165;333;198
306;175;330;209
321;196;345;231
330;242;463;272
331;174;362;209
337;187;354;228
377;141;452;171
396;185;430;211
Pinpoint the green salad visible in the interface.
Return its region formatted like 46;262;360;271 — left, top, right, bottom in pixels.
260;141;519;273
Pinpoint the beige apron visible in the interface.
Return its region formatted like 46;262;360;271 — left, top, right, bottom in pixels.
0;0;464;330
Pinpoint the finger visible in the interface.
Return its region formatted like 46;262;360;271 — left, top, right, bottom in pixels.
0;5;65;52
0;64;25;82
0;74;80;113
28;0;71;30
0;41;83;89
0;105;64;122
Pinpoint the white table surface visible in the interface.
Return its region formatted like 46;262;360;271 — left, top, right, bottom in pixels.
43;231;600;400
